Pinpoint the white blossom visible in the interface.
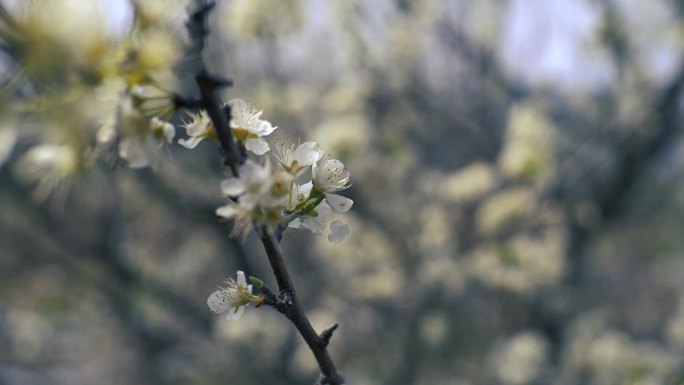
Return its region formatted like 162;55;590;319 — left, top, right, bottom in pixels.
179;110;212;149
220;159;286;207
150;117;175;144
288;182;335;236
118;117;175;169
274;141;324;176
311;158;353;213
325;192;353;213
207;271;257;320
289;199;332;235
227;99;277;155
16;143;78;200
313;158;351;193
216;159;292;236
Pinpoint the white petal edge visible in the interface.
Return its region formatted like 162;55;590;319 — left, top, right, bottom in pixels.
328;220;350;244
207;290;232;313
325;193;353;213
178;136;204;149
225;305;245;320
221;179;246;196
302;217;325;235
216;204;238;219
236;271;247;286
245;138;270;155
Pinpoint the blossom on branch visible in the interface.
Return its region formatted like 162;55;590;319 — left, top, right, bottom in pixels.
274;140;324;176
207;271;262;320
289;182;333;235
118;116;175;169
206;100;352;243
312;158;354;213
178;110;213;149
288;180;352;243
228;99;277;155
216;159;292;236
16;143;78;200
313;158;351;193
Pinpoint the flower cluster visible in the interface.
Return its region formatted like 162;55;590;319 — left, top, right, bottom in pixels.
179;99;277;155
203;102;354;321
179;99;352;244
215;138;353;245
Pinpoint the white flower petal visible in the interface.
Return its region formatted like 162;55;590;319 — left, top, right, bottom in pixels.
245;138;270;155
225;305;245;320
162;122;175;143
216;204;239;219
221;179;246;196
227;98;248;112
328;220;350;244
289;218;304;228
178;136;204;149
236;270;247;287
325;193;353;213
207;290;233;313
302;216;326;235
183;111;210;136
256;121;276;136
314;201;332;222
294;141;323;166
118;139;150;169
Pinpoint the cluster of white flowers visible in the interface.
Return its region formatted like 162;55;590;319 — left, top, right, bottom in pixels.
201;101;353;321
178;99;353;245
179;99;277;155
214;137;353;245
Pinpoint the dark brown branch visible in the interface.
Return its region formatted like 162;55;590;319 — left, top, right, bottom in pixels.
258;226;345;385
195;72;241;173
187;2;344;384
189;1;241;175
319;324;339;348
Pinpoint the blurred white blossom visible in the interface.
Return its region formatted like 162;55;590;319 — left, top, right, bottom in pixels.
118;117;175;169
492;332;548;385
216;159;292;236
16;143;78;200
0;128;17;168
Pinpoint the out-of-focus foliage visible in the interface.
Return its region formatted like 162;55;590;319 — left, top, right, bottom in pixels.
2;0;684;384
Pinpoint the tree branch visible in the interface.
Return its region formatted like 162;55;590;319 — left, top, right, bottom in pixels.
189;1;241;175
187;2;345;383
257;226;345;385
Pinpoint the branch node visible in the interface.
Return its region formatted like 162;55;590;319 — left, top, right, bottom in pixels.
319;323;339;348
278;289;294;309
